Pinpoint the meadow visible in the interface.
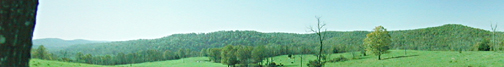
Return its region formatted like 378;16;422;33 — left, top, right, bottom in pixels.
30;50;504;67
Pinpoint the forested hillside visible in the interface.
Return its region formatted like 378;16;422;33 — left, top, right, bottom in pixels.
32;38;108;52
393;24;492;51
61;24;502;56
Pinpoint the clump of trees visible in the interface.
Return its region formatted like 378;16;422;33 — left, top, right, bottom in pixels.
32;45;198;65
364;26;391;60
205;45;316;67
35;43;318;66
32;45;58;60
221;45;239;67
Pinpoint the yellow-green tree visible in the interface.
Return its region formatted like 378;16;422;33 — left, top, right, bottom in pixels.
364;26;391;60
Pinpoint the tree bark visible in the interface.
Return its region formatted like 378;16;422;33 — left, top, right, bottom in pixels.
378;52;381;60
0;0;38;67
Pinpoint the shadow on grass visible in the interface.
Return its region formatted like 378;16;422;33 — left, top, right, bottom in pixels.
349;56;372;60
382;55;419;60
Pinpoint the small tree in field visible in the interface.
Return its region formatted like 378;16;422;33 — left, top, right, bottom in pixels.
364;26;391;60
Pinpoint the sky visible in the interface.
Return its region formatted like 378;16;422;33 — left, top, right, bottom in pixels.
34;0;504;41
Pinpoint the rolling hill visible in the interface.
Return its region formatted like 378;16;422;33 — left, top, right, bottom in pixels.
32;38;108;52
61;24;502;56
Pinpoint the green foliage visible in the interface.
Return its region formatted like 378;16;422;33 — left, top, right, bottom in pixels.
327;55;348;62
235;45;253;65
32;38;106;52
32;45;56;60
251;45;267;64
42;24;501;65
75;52;84;63
70;49;185;65
61;24;494;56
208;48;222;63
177;48;191;59
476;39;490;51
364;26;391;60
306;60;325;67
221;45;239;66
200;48;207;57
399;24;491;51
30;50;504;67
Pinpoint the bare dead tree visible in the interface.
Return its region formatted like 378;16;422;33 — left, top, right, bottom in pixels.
491;23;498;51
308;16;327;65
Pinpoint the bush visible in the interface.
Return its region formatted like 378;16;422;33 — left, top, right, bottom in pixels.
327;55;348;62
264;62;283;67
306;60;325;67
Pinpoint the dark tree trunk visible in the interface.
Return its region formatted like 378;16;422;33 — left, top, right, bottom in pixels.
0;0;39;67
300;55;303;67
378;52;381;60
361;50;366;56
378;55;381;60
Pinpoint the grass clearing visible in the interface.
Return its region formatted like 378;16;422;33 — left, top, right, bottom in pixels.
30;50;504;67
29;59;109;67
115;57;227;67
270;50;504;67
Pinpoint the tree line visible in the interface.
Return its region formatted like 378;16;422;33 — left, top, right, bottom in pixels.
32;45;198;65
204;44;325;67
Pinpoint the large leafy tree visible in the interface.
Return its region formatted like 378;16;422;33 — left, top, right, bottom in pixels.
364;26;391;60
0;0;38;67
208;48;222;63
221;45;238;67
235;45;253;66
251;45;266;65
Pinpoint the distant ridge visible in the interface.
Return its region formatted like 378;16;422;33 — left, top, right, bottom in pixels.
61;24;501;55
32;38;108;52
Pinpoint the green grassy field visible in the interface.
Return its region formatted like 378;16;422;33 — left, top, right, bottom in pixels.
271;50;504;67
114;57;227;67
30;59;109;67
30;57;226;67
30;50;504;67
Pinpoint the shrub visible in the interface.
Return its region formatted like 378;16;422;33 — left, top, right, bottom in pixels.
327;55;348;62
306;60;325;67
265;62;283;67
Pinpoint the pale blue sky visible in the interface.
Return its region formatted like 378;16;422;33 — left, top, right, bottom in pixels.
34;0;504;41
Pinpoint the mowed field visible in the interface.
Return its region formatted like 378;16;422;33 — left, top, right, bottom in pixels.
272;50;504;67
30;50;504;67
30;57;226;67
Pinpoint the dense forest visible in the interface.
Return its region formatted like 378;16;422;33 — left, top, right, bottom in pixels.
32;24;504;65
62;24;501;55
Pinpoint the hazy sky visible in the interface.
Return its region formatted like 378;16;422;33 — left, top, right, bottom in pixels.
34;0;504;41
